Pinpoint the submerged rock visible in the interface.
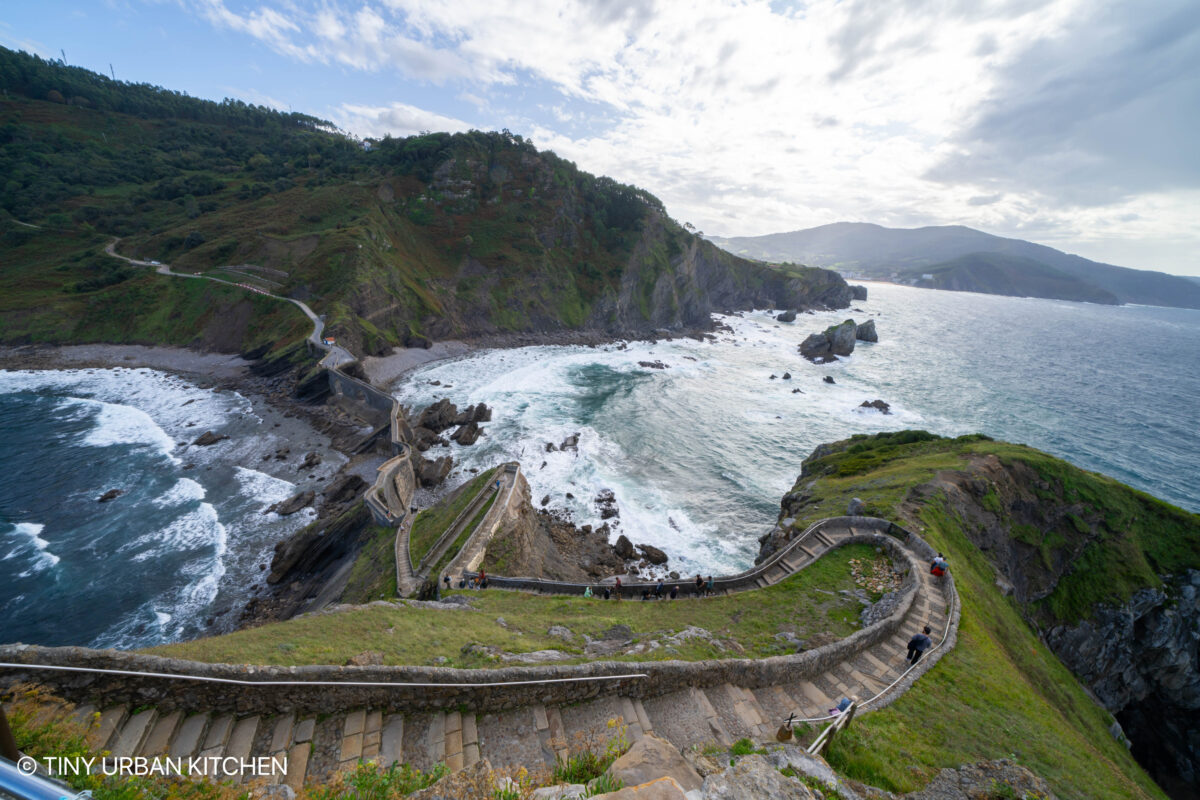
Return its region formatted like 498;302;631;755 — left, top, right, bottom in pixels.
637;543;668;564
268;490;315;516
859;399;891;414
192;430;228;446
776;309;798;322
97;489;123;503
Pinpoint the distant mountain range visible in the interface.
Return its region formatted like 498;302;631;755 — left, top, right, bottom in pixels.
709;222;1200;309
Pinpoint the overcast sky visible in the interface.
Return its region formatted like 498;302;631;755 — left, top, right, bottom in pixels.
4;0;1198;275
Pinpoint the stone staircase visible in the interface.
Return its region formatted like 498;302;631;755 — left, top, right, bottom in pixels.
65;522;953;789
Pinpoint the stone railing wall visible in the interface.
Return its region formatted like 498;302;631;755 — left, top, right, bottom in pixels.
473;515;894;595
365;449;415;527
0;529;923;717
443;463;522;577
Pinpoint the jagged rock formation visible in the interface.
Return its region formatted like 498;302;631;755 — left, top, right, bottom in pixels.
480;471;626;581
895;452;1200;799
799;319;878;362
1045;574;1200;799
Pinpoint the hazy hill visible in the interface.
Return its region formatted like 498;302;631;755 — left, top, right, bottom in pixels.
908;251;1120;304
0;47;850;358
710;222;1200;309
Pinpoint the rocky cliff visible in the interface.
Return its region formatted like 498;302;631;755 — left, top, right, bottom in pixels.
893;450;1198;799
480;470;627;580
1045;574;1200;800
759;432;1199;798
0;55;853;356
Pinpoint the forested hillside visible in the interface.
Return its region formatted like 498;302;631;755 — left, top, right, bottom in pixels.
0;48;849;358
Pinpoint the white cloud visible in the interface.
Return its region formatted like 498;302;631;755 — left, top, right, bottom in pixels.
182;0;1200;274
335;101;474;138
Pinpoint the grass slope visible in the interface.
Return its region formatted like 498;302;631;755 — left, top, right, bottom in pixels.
408;467;500;567
146;543;882;668
783;431;1197;799
337;523;400;605
2;49;847;357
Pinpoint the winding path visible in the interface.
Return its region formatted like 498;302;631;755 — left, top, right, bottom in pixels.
102;239;355;368
4;242;962;787
2;518;958;791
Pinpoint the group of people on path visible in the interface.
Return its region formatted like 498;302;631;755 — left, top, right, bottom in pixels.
904;553;951;666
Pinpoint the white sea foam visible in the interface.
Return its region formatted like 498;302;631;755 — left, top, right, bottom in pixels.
0;367;245;448
68;397;180;461
153;478;207;508
233;466;299;511
10;522;59;574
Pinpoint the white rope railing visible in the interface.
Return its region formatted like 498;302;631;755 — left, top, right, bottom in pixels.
0;662;647;689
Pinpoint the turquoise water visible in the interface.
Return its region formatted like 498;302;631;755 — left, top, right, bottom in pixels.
394;283;1200;576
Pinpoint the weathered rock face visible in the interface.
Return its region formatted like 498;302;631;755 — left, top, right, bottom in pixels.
586;232;852;337
799;319;858;361
450;421;482;445
604;734;703;793
417;398;460;432
701;755;817;799
855;319;878;342
637;543;668;565
192;430;229;446
480;472;625;581
1045;572;1200;798
615;534;636;560
267;490;315;516
416;455;453;487
850;284;868;301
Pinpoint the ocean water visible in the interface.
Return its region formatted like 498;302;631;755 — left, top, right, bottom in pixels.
394;282;1200;576
0;368;336;649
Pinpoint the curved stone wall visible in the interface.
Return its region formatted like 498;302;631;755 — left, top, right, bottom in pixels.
0;528;930;716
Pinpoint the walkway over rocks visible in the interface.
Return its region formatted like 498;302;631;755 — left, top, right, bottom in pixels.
0;517;958;791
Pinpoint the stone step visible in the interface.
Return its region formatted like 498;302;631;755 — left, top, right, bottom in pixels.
363;710;383;761
68;704;96;732
792;680;834;715
269;713;295;757
378;715;404;767
444;710;465;772
282;741;310;793
640;688;724;753
475;708;544;771
227;717;259;760
169;713;209;759
201;713;235;758
618;696;646;743
704;684;759;743
402;712;445;772
340;709;366;766
110;709;157;759
462;713;480;768
94;706;128;750
140;710;182;757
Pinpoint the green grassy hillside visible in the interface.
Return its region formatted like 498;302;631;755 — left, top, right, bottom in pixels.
778;431;1199;799
147;542;883;668
1;47;848;357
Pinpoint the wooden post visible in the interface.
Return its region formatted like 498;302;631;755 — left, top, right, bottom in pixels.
0;703;19;762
